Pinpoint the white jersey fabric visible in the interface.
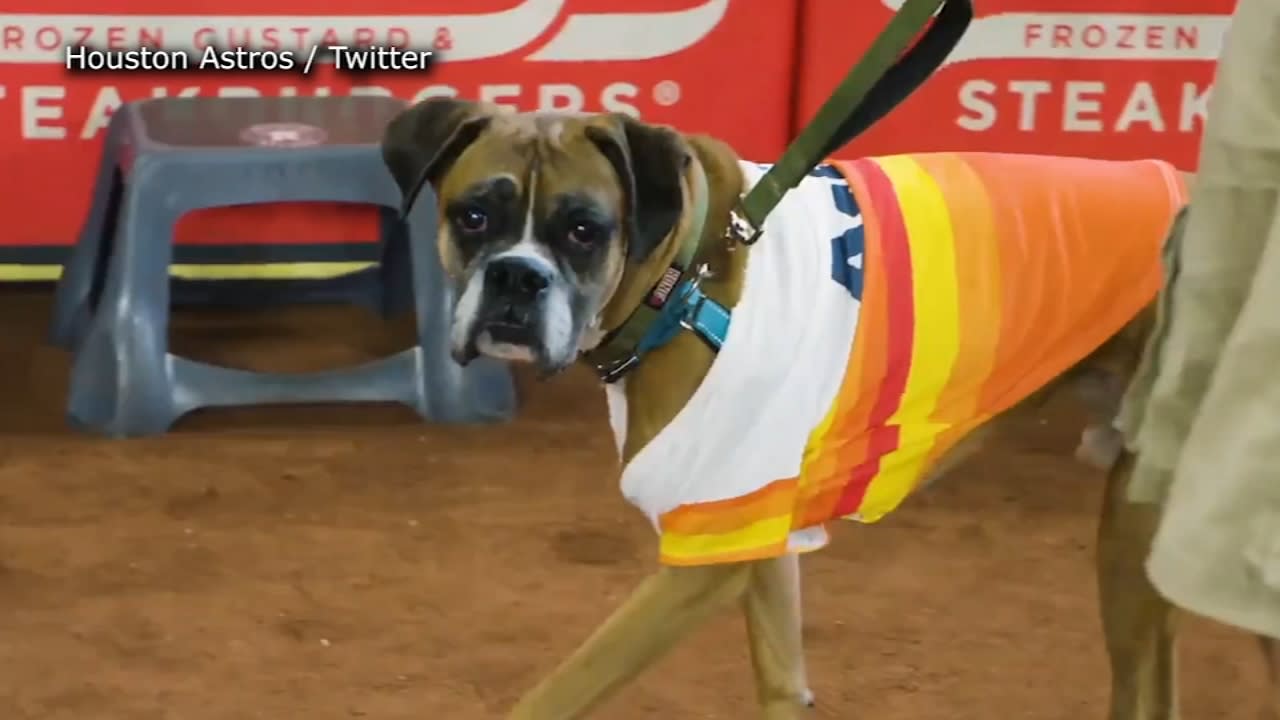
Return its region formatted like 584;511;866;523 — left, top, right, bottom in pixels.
604;162;867;554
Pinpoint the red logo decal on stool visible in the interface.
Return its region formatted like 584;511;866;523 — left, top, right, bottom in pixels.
239;123;328;148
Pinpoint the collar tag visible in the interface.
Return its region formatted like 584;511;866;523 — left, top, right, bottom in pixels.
645;266;683;309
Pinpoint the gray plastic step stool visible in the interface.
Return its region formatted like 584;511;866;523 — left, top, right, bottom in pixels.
49;96;516;438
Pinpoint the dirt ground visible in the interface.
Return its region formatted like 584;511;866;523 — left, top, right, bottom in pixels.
0;287;1270;720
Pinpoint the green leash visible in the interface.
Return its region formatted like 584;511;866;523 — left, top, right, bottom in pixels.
732;0;973;244
585;0;972;381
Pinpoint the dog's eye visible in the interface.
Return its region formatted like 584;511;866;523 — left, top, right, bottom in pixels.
456;207;488;234
567;221;603;246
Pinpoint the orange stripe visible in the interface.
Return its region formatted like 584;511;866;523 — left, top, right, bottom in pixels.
660;512;795;563
660;540;803;567
659;478;797;536
966;155;1035;412
962;154;1181;410
911;153;1003;468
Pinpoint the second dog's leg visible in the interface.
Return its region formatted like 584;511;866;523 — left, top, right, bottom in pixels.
743;554;813;718
1097;451;1179;720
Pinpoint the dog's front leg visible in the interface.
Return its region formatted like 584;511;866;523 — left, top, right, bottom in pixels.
508;563;752;719
743;554;814;719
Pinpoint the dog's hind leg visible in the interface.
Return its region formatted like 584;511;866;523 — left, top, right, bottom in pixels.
744;554;814;718
1261;636;1280;720
1097;451;1180;720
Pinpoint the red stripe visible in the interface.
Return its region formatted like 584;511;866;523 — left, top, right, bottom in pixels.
834;159;916;517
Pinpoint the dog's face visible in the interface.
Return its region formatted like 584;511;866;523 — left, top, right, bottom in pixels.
381;100;692;375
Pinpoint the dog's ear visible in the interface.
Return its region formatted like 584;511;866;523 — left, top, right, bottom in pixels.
584;115;692;261
381;98;493;217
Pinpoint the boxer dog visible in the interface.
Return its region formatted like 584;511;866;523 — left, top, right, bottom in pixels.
380;98;1258;720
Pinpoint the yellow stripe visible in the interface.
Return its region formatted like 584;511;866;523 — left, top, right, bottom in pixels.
659;512;793;563
856;156;961;520
0;262;375;282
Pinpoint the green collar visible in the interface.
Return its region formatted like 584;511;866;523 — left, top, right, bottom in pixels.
580;168;711;383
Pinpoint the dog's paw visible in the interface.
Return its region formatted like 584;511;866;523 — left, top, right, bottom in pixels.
1076;423;1123;469
798;688;815;707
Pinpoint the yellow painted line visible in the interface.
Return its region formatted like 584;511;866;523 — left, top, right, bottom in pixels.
0;262;376;282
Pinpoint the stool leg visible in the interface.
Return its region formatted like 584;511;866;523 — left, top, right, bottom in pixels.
50;121;126;349
376;206;414;318
66;164;182;437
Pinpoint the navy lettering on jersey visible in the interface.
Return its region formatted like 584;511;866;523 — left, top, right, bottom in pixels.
811;164;864;300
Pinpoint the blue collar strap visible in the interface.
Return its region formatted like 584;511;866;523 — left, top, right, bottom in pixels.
632;272;732;360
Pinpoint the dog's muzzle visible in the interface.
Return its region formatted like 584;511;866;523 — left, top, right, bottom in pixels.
481;255;550;341
452;254;559;367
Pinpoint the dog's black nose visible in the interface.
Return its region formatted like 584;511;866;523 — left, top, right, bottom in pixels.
485;256;551;301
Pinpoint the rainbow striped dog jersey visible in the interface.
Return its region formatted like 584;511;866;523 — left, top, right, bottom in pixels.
605;153;1188;567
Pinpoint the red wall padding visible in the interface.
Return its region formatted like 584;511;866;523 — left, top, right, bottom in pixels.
0;0;1236;264
795;0;1233;167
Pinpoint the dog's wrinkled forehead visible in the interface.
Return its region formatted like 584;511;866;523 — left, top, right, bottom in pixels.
438;113;626;226
382;99;691;273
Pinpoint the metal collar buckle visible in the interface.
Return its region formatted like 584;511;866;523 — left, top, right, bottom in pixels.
595;264;712;384
677;299;707;334
725;204;761;245
676;263;713;333
687;262;713;288
597;354;640;384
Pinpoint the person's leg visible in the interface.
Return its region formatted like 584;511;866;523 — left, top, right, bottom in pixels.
1121;0;1280;506
1144;196;1280;639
